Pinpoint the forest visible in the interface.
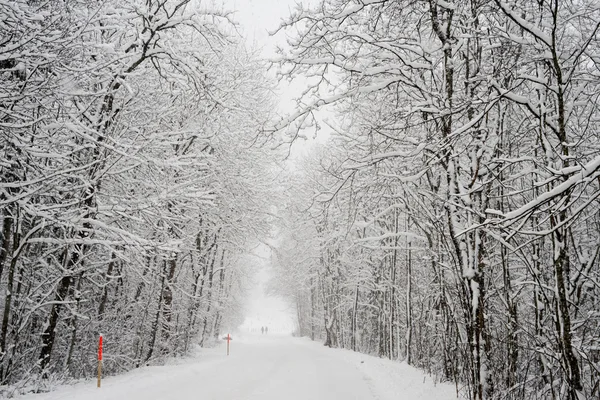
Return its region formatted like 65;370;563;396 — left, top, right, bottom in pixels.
271;1;600;400
1;0;600;400
0;0;278;394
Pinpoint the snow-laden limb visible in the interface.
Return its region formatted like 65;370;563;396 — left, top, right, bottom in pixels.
266;76;405;136
355;231;426;242
490;80;560;133
495;1;552;47
488;153;600;224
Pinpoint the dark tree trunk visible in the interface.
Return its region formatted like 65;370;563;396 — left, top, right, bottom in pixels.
98;252;117;319
144;261;166;364
65;273;83;374
160;254;178;346
199;246;219;346
39;274;74;373
0;210;12;280
0;223;19;383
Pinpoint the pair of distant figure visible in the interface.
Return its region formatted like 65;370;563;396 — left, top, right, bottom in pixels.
261;326;268;334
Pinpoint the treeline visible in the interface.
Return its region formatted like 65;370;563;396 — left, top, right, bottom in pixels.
0;0;274;393
272;1;600;400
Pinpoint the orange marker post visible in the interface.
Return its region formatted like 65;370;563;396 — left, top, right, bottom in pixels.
97;334;103;388
226;333;231;356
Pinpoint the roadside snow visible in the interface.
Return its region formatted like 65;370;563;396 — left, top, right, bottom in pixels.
13;334;458;400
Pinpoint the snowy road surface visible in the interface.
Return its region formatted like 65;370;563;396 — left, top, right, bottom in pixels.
16;335;458;400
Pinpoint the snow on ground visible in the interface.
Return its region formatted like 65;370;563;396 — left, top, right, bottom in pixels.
14;334;459;400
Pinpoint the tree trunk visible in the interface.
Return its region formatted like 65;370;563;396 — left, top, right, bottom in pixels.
65;273;83;374
351;285;358;351
200;246;220;346
39;274;74;373
405;216;412;365
98;252;117;319
390;208;398;359
0;209;12;280
144;261;166;364
211;252;227;340
160;254;178;347
0;223;19;383
552;219;582;399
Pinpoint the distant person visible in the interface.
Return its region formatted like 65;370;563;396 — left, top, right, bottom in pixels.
261;326;264;334
265;326;268;335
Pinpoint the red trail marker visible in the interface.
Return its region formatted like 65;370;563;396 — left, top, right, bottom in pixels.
97;335;103;388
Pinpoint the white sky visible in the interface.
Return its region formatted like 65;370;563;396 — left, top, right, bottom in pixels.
221;0;332;158
226;0;300;53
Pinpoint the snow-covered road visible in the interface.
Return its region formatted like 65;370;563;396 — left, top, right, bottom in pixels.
16;335;458;400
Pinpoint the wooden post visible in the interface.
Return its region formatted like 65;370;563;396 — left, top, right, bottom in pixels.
226;333;230;356
97;334;103;388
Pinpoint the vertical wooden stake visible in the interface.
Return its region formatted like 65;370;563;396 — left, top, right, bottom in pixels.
97;334;103;388
226;333;230;356
97;359;102;388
